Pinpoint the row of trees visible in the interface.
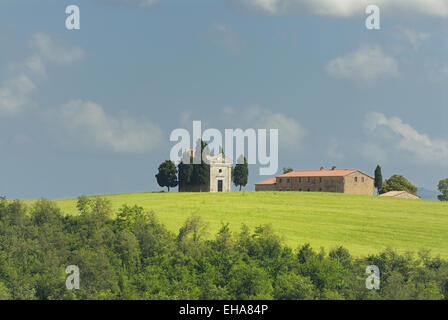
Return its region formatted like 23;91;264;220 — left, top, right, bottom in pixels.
156;141;249;192
156;159;448;199
0;196;447;300
177;140;211;191
374;165;448;201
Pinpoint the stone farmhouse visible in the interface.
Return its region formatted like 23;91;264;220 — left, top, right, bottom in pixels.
255;166;375;195
178;151;233;193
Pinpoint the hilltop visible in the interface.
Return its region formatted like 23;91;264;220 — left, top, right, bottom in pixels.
24;191;448;258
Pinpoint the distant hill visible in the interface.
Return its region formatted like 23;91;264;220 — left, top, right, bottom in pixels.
22;191;448;258
418;187;439;200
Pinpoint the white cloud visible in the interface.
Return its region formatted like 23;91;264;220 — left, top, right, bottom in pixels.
129;0;159;7
30;33;86;65
396;26;431;50
230;0;279;14
58;100;163;153
221;105;306;149
94;0;159;8
0;33;84;115
24;55;46;77
364;112;448;166
326;46;399;83
0;74;37;115
1;33;161;154
208;23;242;54
228;0;448;17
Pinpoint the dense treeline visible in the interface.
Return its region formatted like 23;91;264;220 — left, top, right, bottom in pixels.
0;196;447;300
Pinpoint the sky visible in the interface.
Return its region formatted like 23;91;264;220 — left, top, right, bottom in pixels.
0;0;447;199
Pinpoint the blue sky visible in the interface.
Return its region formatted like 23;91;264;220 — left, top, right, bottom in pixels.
0;0;448;199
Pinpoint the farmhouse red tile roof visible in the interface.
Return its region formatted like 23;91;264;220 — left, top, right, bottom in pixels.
276;169;357;178
255;177;277;185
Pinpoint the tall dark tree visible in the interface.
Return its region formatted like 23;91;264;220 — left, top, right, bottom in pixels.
283;167;294;174
233;155;248;191
191;139;210;191
155;160;178;192
178;150;193;188
437;178;448;201
374;165;383;195
380;174;417;195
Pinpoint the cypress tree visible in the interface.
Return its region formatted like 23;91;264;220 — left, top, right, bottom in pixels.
191;139;210;191
374;165;383;195
233;155;248;191
178;150;193;190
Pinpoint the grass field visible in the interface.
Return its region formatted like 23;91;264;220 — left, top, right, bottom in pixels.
24;191;448;258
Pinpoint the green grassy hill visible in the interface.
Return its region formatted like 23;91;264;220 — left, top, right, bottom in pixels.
25;191;448;258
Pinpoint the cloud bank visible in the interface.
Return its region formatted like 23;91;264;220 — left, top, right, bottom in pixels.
395;26;431;51
326;46;398;83
364;112;448;166
0;33;85;115
0;33;162;153
94;0;159;8
221;105;306;149
31;33;86;65
227;0;448;17
58;100;163;153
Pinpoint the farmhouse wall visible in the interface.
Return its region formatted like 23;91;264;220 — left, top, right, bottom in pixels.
276;176;345;193
343;172;375;195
